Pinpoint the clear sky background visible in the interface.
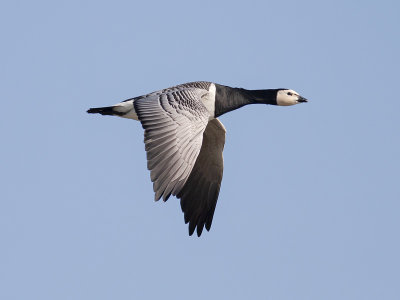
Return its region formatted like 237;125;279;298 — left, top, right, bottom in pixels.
1;0;399;299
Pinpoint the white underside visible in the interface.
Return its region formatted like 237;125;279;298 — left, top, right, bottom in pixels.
113;100;138;120
200;83;216;119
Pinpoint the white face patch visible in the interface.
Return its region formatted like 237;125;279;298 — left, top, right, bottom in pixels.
276;89;301;106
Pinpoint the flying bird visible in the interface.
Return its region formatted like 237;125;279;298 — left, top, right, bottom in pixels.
87;81;308;236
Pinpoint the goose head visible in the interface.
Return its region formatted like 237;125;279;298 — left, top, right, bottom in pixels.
276;89;308;106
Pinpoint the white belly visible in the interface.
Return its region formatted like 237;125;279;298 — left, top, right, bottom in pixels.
201;83;216;119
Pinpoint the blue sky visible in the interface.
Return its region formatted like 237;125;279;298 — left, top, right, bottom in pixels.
1;0;399;299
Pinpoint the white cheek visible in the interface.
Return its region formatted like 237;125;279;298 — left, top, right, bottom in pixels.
277;96;296;106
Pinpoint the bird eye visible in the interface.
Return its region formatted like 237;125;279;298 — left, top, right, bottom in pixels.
287;92;293;96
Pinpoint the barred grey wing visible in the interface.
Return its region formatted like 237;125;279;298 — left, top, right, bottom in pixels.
134;88;210;203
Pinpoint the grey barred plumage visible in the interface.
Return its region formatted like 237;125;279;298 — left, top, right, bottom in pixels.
87;81;307;236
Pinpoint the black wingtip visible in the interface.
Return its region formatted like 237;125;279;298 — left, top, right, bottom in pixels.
188;225;195;236
187;222;206;237
196;225;204;237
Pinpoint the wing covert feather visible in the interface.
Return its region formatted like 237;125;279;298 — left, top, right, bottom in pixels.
134;88;210;202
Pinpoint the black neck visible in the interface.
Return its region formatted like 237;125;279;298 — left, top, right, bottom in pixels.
214;84;278;117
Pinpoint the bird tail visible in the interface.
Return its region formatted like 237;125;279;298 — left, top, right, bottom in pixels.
87;106;121;116
87;100;137;119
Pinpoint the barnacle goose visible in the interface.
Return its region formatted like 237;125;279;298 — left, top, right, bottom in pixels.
87;82;308;236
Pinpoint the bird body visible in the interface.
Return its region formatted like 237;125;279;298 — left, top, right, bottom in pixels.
88;81;307;236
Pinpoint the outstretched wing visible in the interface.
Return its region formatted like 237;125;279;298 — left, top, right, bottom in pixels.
178;118;226;236
134;87;210;203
